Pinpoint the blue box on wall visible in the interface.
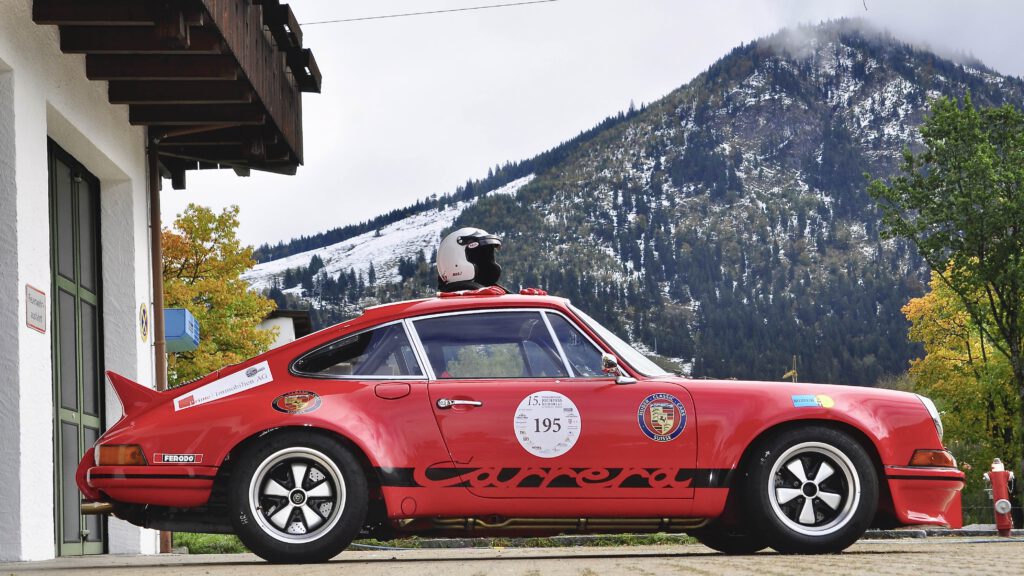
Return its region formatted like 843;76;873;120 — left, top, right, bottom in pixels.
165;308;200;353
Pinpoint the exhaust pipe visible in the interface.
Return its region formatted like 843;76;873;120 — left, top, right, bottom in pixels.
82;502;114;515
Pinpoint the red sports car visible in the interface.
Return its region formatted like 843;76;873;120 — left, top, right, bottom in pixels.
78;293;963;563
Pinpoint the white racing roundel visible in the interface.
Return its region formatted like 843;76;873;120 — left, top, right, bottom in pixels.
514;391;581;458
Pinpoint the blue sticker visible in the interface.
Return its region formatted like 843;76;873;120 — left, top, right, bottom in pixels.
792;394;835;408
637;393;687;442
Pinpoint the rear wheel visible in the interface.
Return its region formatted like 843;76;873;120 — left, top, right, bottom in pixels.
746;426;878;554
228;431;367;563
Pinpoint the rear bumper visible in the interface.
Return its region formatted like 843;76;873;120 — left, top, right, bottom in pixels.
77;447;216;507
885;466;965;528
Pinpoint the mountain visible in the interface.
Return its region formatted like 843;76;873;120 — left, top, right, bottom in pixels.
250;19;1024;385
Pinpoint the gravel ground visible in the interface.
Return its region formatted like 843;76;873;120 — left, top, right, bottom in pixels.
3;537;1024;576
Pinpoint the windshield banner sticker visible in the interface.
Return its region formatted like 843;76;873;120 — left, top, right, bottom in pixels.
173;361;274;411
514;391;582;458
791;394;835;408
638;393;687;442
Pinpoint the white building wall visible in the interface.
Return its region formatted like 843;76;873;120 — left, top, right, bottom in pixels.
261;316;298;350
0;0;159;561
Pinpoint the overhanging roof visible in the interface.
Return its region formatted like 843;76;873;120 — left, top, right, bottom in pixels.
34;0;321;186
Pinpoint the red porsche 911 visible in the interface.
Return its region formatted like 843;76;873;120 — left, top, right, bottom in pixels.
78;292;963;563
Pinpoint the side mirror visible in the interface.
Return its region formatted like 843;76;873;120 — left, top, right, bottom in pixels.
601;353;637;385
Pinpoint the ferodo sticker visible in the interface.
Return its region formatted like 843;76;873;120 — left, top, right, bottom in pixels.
792;394;835;408
272;390;322;414
173;361;274;411
154;453;203;464
638;393;687;442
514;391;581;458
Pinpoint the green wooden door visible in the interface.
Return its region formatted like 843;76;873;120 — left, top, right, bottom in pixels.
49;141;105;556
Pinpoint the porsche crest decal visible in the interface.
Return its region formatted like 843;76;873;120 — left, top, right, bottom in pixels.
637;393;687;442
272;390;322;414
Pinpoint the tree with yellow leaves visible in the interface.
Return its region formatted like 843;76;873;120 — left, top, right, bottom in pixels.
903;268;1020;508
163;204;277;387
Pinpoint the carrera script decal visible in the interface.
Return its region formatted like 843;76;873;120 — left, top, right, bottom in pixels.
416;465;693;489
375;464;733;489
637;393;687;442
514;391;582;458
173;360;273;411
153;453;204;464
272;390;322;414
792;394;835;408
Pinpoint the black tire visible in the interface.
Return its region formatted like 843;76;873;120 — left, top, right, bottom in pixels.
691;523;767;554
228;431;368;563
745;426;878;554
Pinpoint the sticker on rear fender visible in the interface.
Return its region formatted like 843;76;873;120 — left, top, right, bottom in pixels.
154;453;204;464
173;360;274;411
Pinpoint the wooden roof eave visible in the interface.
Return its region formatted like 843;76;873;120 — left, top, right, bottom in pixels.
34;0;321;187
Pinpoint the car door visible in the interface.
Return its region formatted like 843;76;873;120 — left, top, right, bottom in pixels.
411;309;697;502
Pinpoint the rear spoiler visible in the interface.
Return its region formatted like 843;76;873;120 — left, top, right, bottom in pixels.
106;371;161;416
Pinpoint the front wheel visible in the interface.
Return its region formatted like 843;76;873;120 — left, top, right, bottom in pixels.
228;432;368;563
746;426;878;554
690;522;767;554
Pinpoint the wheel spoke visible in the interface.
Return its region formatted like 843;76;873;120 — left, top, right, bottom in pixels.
815;461;835;484
306;481;333;499
786;459;809;483
269;503;294;529
776;487;803;505
263;479;290;498
818;490;843;510
798;496;816;524
300;503;324;530
290;463;309;489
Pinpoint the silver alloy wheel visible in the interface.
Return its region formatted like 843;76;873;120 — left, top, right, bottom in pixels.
767;441;860;536
248;447;347;544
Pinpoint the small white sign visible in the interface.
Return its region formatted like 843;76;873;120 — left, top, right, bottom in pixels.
173;360;273;411
513;391;582;458
25;285;46;334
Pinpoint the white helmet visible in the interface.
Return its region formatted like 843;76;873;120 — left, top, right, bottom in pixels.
437;227;502;290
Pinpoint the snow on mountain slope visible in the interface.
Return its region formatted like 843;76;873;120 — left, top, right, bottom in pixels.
243;175;534;292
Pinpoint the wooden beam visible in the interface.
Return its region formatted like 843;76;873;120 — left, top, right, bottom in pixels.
109;81;251;104
129;104;266;126
263;3;302;50
61;26;222;54
34;0;205;26
287;48;321;93
87;54;238;80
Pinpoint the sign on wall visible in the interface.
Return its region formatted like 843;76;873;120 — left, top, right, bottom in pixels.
25;284;46;333
139;303;149;343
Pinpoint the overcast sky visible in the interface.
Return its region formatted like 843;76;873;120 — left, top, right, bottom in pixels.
159;0;1024;248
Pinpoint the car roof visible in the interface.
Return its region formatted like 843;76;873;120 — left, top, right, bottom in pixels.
360;293;573;324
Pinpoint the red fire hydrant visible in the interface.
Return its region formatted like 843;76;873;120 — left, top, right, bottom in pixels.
983;458;1016;537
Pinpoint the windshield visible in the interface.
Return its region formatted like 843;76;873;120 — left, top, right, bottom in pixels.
570;305;671;377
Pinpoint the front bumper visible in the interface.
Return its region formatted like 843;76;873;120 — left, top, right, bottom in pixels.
77;447;216;507
885;465;965;528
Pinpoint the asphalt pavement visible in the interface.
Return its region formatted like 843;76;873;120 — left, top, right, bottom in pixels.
3;536;1024;576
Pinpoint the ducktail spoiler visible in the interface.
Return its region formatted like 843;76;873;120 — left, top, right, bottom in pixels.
106;371;161;416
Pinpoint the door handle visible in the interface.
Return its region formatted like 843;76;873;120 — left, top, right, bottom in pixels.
437;398;483;409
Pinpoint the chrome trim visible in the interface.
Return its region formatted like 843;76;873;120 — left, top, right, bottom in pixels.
541;311;575;378
404;318;436;381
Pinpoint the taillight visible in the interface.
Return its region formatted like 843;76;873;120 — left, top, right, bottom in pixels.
95;444;148;466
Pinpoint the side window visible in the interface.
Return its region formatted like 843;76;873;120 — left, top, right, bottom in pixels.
293;323;423;377
547;314;605;377
413;312;568;379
